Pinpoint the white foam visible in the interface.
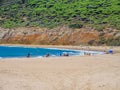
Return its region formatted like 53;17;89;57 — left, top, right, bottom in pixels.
45;47;79;51
35;56;43;58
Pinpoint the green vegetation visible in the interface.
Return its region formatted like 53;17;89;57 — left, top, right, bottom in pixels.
99;36;120;46
0;0;120;29
106;37;120;46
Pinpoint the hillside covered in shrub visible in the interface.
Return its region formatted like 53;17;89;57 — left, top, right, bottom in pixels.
0;0;120;30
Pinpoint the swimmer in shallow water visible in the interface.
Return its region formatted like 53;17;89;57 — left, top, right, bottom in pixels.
45;53;50;57
63;52;69;56
26;53;30;58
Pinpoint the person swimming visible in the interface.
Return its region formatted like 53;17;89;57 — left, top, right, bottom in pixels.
26;53;30;58
63;52;69;56
45;53;50;57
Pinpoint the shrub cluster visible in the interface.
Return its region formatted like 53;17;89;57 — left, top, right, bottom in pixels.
0;0;120;30
99;36;120;46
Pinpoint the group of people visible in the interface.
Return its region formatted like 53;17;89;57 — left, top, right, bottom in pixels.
26;52;69;58
26;49;113;58
45;52;69;57
84;52;92;56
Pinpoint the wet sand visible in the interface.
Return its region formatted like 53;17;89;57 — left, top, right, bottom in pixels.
0;45;120;90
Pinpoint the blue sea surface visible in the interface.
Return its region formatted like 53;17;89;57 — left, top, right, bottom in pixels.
0;46;104;58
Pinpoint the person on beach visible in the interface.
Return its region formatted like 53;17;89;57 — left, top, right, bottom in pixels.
104;50;113;54
63;52;69;56
26;53;30;58
45;53;50;57
108;50;113;54
60;53;62;56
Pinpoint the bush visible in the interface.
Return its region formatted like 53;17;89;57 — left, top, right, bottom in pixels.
0;0;120;30
69;23;83;29
106;37;120;46
98;37;106;45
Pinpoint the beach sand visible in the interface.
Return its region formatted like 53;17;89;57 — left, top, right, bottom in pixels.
0;45;120;90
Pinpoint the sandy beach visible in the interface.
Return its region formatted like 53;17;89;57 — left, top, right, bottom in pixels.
0;45;120;90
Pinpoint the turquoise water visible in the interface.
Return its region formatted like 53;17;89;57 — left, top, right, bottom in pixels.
0;46;104;58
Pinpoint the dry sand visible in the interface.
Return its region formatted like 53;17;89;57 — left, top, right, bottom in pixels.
0;45;120;90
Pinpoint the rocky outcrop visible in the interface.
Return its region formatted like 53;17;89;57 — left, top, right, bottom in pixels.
0;26;118;45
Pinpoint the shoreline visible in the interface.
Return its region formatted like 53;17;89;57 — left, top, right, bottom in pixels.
0;44;106;59
0;44;120;53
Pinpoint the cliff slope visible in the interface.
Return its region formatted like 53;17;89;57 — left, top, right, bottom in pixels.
0;26;120;45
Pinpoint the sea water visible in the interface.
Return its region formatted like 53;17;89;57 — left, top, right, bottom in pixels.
0;46;104;58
